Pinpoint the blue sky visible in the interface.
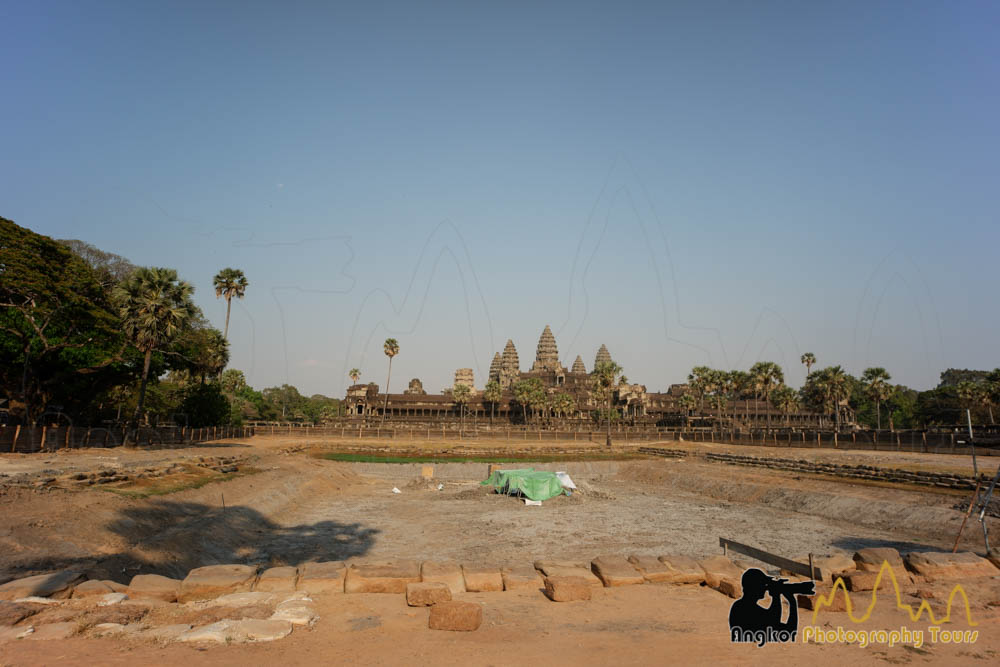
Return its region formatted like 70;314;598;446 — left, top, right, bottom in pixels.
3;1;998;394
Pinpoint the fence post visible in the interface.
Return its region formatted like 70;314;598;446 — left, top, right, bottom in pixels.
11;425;20;453
40;426;47;451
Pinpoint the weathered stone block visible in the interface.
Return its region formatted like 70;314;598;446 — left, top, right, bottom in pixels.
428;601;483;631
255;566;298;593
421;561;466;594
657;555;706;584
0;571;84;601
26;622;77;640
179;564;257;602
844;570;891;592
783;553;856;583
127;574;182;602
544;576;592;602
698;556;746;589
406;581;452;606
462;564;503;592
591;556;644;587
103;580;129;594
72;579;114;598
854;547;904;572
797;587;848;612
501;563;543;591
533;561;602;587
344;560;421;593
233;618;293;642
628;555;675;583
297;561;345;594
904;551;1000;581
717;577;742;599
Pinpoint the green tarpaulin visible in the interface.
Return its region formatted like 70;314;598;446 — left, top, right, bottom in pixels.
480;468;567;501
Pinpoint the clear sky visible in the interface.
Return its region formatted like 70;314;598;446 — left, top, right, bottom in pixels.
3;1;998;395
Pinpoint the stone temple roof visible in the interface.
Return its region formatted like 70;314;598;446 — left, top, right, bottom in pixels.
594;344;612;368
488;352;502;382
531;325;562;372
572;355;586;374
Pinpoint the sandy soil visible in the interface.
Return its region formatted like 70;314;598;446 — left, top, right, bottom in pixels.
1;435;999;664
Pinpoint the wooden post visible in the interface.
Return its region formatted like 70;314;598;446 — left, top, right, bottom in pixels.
11;425;20;453
40;426;47;451
833;431;838;448
808;553;816;581
65;427;71;449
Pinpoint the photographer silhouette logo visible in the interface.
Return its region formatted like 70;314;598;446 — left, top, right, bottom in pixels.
729;568;815;647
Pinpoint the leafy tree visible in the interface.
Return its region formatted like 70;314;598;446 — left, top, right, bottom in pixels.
221;369;247;394
914;385;960;426
861;367;892;430
180;382;231;427
938;369;989;388
57;238;137;292
528;380;548;425
0;217;129;422
173;324;229;382
212;268;248;341
381;338;399;425
113;267;196;439
483;379;502;425
800;352;816;378
771;386;800;425
803;366;851;430
349;368;361;384
592;360;624;446
677;393;696;427
687;366;713;410
554;392;575;420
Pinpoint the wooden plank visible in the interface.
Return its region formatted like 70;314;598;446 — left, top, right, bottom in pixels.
719;537;824;580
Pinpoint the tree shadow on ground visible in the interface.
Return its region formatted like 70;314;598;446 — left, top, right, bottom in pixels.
830;536;941;554
5;500;380;583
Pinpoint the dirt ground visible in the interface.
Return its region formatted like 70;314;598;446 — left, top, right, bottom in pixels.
1;435;999;664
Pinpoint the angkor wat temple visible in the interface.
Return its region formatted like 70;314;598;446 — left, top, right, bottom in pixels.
344;325;824;427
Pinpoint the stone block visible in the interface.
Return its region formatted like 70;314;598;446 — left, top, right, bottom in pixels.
271;600;318;626
421;465;434;479
255;566;298;593
26;622;77;640
844;570;891;592
179;564;257;602
543;576;592;602
420;561;466;595
428;601;483;631
717;577;742;599
657;555;706;584
591;556;644;587
783;553;856;583
698;556;746;589
533;561;603;587
854;547;905;573
178;620;237;643
904;551;1000;581
297;561;345;594
501;563;543;591
209;592;274;607
797;587;848;612
140;624;192;641
72;580;114;598
462;564;503;592
127;574;182;602
406;582;452;606
344;560;421;593
232;618;293;642
0;571;84;601
103;580;129;594
628;555;675;583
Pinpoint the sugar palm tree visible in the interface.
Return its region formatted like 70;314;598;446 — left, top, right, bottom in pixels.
483;380;502;426
772;386;799;425
861;367;892;430
213;268;248;341
452;383;470;434
592;360;624;447
749;362;784;427
380;338;399;425
687;366;713;411
815;365;850;431
801;352;816;379
513;379;534;425
113;267;196;443
349;368;361;385
678;393;696;427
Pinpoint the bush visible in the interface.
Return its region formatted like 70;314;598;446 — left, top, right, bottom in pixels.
180;383;231;427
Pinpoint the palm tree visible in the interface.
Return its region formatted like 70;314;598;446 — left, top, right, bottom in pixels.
113;267;196;443
513;379;533;425
592;360;624;447
772;386;799;425
380;338;399;425
212;268;248;341
452;383;470;434
688;366;713;411
861;367;892;430
677;393;696;428
729;370;750;425
483;380;502;426
801;352;816;379
749;362;784;428
816;365;850;431
349;368;361;385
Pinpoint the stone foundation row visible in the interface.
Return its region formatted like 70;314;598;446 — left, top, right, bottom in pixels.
703;452;981;489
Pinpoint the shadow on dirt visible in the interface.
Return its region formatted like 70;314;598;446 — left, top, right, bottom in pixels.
830;536;938;553
6;501;380;582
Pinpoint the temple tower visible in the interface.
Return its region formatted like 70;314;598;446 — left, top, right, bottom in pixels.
571;355;586;374
488;353;502;385
499;339;520;389
594;344;612;369
531;325;563;373
454;368;475;392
